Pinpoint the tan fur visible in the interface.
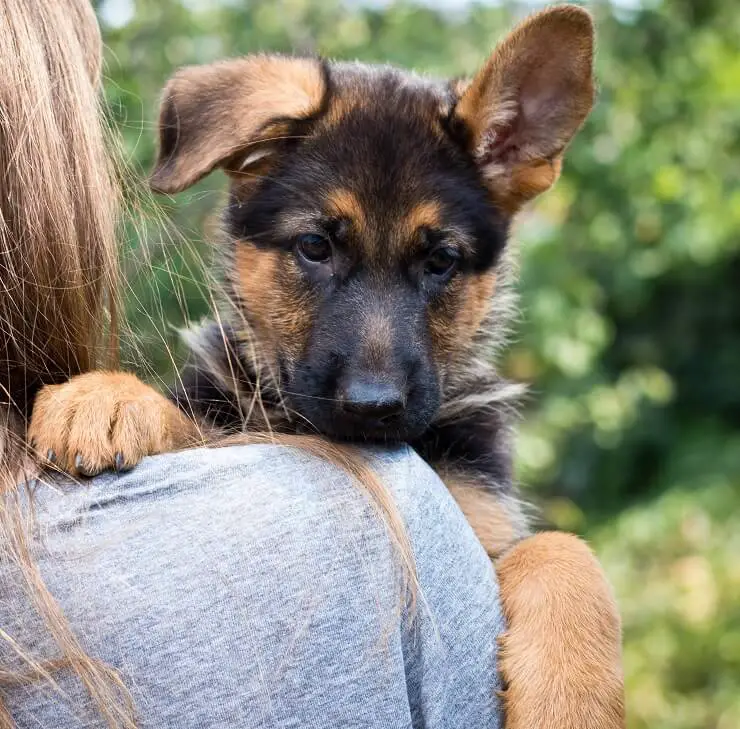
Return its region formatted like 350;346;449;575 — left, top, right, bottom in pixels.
233;243;315;371
459;271;498;342
426;293;459;369
427;272;497;369
496;532;625;729
27;372;200;475
326;188;370;239
150;56;326;193
401;200;442;240
233;244;282;360
455;5;594;212
499;158;564;215
360;310;395;371
446;477;522;556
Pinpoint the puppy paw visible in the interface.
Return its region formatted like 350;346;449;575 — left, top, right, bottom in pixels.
28;371;200;477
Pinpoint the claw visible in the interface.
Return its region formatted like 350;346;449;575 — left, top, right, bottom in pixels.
75;457;99;478
29;438;36;449
114;452;133;473
46;449;56;464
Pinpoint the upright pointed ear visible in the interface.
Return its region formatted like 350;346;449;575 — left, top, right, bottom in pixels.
454;5;595;212
150;55;326;194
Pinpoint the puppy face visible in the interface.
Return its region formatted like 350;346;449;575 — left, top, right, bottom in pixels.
151;6;595;440
221;69;509;439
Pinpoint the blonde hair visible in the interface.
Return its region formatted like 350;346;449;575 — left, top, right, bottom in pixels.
0;0;135;725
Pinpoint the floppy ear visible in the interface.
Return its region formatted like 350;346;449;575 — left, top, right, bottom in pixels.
454;5;595;212
150;55;326;194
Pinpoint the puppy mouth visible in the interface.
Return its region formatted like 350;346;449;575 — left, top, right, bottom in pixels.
325;415;410;443
286;396;426;442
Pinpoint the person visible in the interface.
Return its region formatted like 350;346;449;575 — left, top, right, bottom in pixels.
0;1;504;727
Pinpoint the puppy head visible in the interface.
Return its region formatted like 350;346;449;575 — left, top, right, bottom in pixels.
152;5;594;440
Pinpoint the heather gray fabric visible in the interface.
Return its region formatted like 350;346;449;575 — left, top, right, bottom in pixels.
2;444;504;728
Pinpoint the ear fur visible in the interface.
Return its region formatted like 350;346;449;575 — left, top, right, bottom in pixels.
150;55;326;193
455;5;595;212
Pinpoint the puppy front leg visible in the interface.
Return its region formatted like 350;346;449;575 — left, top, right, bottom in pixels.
496;531;624;729
446;482;624;728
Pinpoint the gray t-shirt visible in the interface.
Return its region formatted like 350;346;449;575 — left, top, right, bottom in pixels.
2;444;504;728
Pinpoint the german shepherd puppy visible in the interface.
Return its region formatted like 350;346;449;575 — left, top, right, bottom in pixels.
29;6;624;728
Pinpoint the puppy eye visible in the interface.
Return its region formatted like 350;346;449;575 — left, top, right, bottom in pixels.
296;234;332;264
424;247;459;278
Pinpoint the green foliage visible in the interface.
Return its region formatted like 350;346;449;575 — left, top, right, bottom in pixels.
99;1;740;726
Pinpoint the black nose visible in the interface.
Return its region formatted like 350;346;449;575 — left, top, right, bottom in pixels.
339;379;406;421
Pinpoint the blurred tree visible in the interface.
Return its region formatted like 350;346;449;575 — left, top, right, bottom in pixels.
97;2;740;727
